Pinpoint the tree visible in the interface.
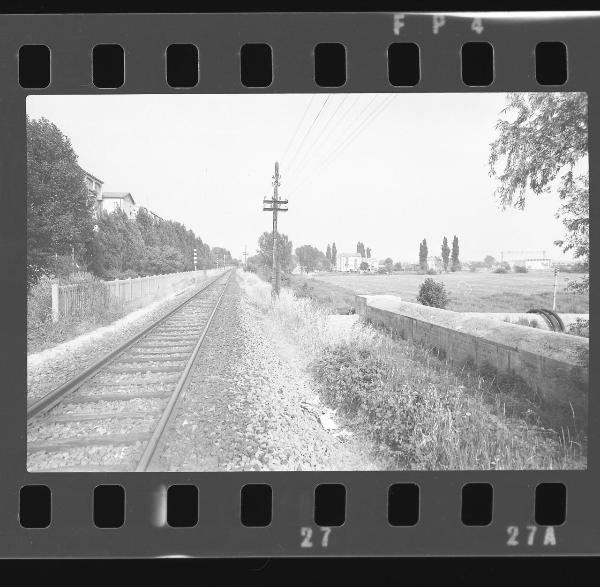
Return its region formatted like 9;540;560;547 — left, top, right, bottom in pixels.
384;257;394;274
359;261;369;271
135;207;159;248
143;245;185;274
91;209;145;277
331;242;337;269
484;255;496;268
257;231;294;274
356;241;366;257
441;237;450;271
27;116;96;286
366;247;372;258
212;246;232;266
419;239;428;271
393;261;403;271
489;92;588;292
295;245;326;273
326;243;332;262
451;235;460;271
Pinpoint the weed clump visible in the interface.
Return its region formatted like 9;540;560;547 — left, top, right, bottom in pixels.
568;318;589;338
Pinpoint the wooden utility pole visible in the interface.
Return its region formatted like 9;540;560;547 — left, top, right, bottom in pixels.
553;266;559;311
263;161;288;298
242;245;248;270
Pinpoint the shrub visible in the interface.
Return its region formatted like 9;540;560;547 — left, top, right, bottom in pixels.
493;267;507;274
568;318;589;338
426;268;437;275
514;265;528;273
416;278;449;309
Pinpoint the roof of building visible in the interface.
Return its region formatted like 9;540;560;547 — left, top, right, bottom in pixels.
80;168;104;184
102;192;136;205
339;252;363;257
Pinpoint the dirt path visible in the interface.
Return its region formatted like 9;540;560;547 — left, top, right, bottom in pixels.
157;274;385;471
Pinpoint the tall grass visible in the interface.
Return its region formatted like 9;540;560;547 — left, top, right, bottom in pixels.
238;271;586;470
27;274;126;354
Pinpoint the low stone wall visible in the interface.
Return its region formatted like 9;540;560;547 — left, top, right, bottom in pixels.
356;295;589;430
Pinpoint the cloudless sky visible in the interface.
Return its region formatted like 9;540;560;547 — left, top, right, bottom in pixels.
27;93;577;263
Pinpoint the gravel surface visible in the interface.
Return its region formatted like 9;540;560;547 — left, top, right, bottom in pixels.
58;397;167;414
27;444;144;472
76;383;174;397
28;417;155;443
27;282;208;404
156;274;386;471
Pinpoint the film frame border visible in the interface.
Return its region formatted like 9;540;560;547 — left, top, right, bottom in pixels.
0;11;598;557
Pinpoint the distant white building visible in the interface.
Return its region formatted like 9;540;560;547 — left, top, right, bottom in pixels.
100;191;137;218
426;255;443;272
500;250;552;271
336;252;378;272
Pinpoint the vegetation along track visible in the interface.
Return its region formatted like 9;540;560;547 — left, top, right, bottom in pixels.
27;269;233;472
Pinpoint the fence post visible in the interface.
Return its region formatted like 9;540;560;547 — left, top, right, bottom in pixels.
128;278;133;301
51;283;60;323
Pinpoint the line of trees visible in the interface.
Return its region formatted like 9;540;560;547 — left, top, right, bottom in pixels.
356;242;371;258
325;242;337;268
248;234;342;276
419;236;461;272
27;116;230;287
89;207;230;280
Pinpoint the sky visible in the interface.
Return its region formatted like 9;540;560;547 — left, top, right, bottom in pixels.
27;93;582;264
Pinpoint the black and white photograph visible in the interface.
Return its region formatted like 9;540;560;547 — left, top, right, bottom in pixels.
26;92;589;472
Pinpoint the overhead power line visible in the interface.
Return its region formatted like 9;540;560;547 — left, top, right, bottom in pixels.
285;94;349;186
280;94;315;169
288;94;397;197
285;93;378;192
283;95;330;179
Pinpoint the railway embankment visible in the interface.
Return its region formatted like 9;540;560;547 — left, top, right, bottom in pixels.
356;295;589;431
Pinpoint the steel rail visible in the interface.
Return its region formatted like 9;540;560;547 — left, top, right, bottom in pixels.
27;270;230;421
135;269;233;471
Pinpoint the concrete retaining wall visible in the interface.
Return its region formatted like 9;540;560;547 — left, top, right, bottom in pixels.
356;295;589;429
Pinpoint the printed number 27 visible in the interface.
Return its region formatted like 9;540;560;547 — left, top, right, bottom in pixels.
300;526;332;548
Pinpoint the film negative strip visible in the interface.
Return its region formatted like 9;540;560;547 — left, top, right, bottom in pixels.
0;11;598;558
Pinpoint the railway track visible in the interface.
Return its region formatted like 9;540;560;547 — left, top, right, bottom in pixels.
27;269;233;472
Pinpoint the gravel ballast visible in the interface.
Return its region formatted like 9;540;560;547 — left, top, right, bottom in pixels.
157;274;385;471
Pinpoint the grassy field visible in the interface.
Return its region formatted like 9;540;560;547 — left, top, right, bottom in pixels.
302;271;589;313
